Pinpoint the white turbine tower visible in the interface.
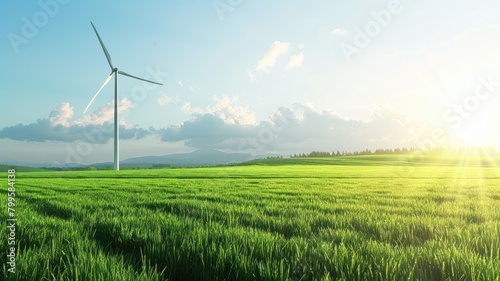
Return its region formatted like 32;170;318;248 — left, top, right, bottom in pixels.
84;22;163;171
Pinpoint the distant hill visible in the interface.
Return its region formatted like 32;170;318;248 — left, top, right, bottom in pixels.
0;161;85;169
0;149;256;170
239;153;500;167
0;164;48;172
121;149;254;168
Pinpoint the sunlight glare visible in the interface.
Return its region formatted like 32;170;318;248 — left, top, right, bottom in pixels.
457;116;493;146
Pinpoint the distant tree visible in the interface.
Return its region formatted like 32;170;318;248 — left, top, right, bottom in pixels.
362;149;372;155
309;151;331;157
87;166;97;171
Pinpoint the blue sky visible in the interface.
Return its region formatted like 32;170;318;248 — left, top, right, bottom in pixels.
1;0;500;164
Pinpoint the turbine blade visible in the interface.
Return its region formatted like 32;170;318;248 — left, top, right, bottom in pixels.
84;73;113;114
91;22;113;70
118;70;163;85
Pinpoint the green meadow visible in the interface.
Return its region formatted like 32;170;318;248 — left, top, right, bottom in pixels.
1;155;500;280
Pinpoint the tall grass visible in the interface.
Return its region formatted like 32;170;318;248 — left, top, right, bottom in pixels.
1;156;499;280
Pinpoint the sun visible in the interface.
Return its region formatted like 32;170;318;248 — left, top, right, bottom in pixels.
457;124;491;146
455;114;495;147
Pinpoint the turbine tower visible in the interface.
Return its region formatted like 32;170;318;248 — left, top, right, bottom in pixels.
84;22;163;170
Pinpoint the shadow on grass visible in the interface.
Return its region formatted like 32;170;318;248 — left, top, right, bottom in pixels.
141;202;309;240
86;221;168;279
24;197;73;220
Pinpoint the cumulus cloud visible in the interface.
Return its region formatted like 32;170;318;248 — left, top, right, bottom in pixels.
182;95;256;126
157;95;173;106
0;119;148;144
256;41;289;71
331;28;347;36
176;79;199;92
1;100;439;155
247;70;256;81
74;98;132;126
159;114;259;148
49;103;74;127
207;96;256;125
249;41;289;79
181;102;204;115
0;100;147;143
286;52;304;69
157;103;426;153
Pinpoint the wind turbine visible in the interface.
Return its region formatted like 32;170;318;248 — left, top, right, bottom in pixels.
84;22;163;171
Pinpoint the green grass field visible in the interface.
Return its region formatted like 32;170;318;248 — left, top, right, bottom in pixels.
2;155;500;280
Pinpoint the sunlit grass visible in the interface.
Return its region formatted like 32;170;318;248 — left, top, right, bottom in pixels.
1;154;499;280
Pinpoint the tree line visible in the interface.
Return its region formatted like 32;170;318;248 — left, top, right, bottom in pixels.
292;146;499;158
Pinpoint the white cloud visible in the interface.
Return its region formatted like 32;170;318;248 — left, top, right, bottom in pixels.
177;80;199;92
249;41;290;79
256;41;289;72
158;103;439;153
286;52;304;69
49;103;74;127
46;99;134;128
247;70;256;81
181;102;204;115
0;99;148;144
181;96;256;126
157;95;173;106
1;102;476;155
75;98;132;126
207;96;256;126
331;28;347;36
